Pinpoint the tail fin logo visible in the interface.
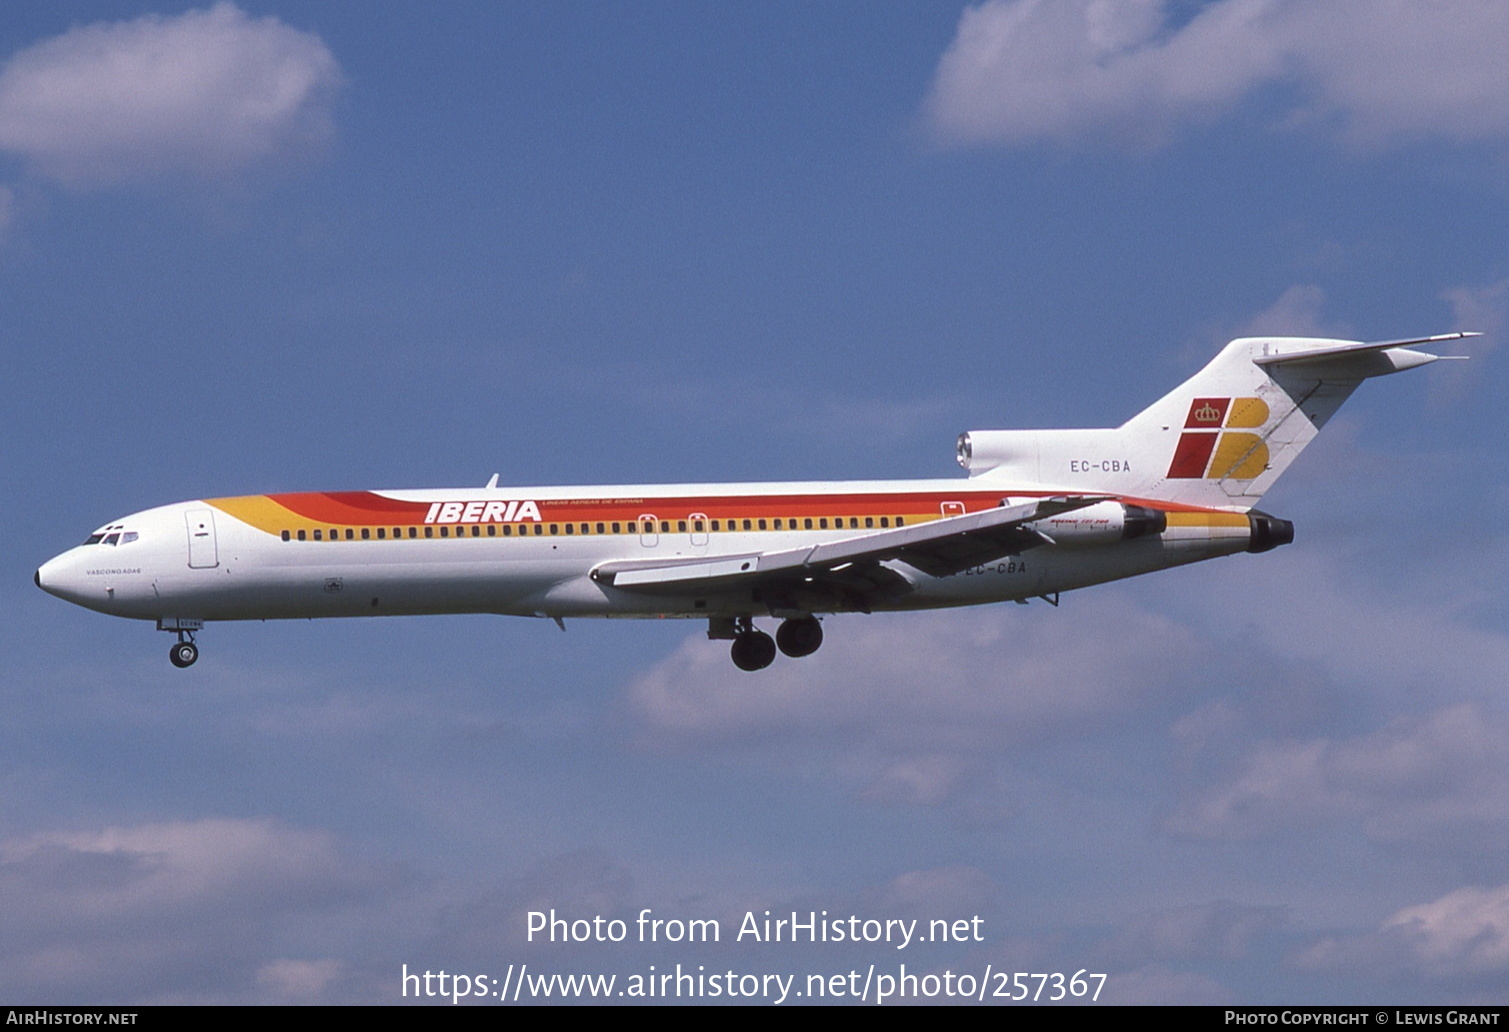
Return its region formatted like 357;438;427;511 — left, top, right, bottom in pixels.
1168;397;1272;479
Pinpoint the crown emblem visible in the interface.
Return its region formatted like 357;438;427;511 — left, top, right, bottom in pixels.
1193;402;1221;423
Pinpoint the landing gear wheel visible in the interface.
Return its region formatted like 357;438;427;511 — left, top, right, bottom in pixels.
730;630;777;671
776;617;823;658
169;641;198;668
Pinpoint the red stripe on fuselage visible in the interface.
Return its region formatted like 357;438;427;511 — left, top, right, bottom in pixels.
260;488;1237;526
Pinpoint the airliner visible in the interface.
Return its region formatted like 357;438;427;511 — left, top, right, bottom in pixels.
36;333;1471;670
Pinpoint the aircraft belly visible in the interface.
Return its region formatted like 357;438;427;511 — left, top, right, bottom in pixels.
150;554;568;621
891;534;1248;610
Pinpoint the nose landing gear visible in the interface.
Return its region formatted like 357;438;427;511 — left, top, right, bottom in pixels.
158;618;203;668
169;637;199;668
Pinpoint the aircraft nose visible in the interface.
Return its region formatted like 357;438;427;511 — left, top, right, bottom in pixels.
35;554;80;603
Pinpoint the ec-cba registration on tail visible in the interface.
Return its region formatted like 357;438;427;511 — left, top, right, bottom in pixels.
36;332;1473;670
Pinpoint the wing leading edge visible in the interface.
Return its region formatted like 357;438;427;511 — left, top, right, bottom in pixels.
589;495;1108;609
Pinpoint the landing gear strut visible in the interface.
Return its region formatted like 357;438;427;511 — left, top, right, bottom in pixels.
168;632;198;669
159;618;203;669
728;617;777;672
776;616;823;658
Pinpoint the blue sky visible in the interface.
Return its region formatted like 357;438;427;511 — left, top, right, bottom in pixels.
4;0;1509;1004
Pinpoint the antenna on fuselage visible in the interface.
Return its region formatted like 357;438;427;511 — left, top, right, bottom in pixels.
485;474;500;489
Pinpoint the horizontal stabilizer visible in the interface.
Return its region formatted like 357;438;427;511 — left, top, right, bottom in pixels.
1254;332;1477;367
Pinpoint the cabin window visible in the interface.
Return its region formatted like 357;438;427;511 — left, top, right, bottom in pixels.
377;528;386;539
487;525;496;536
850;518;859;529
880;517;889;528
773;519;782;530
596;522;605;534
743;519;752;531
693;520;704;532
362;528;371;540
896;516;905;526
502;525;512;536
313;529;322;541
298;530;308;541
678;520;687;533
865;517;874;528
281;530;291;542
611;522;621;534
758;519;767;530
472;525;480;537
660;521;670;533
565;523;574;535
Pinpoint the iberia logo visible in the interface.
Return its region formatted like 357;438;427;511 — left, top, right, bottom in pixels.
1168;397;1271;479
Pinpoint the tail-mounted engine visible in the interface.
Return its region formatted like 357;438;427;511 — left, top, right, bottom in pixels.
1026;501;1167;546
1246;511;1295;553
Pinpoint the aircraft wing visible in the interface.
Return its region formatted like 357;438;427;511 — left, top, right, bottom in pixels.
590;495;1107;609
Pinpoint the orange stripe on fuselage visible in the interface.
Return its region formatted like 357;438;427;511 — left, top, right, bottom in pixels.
207;490;1246;537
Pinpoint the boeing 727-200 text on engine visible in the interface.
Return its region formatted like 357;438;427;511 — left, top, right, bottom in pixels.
36;333;1471;670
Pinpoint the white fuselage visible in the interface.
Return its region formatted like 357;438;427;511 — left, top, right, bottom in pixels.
35;477;1253;626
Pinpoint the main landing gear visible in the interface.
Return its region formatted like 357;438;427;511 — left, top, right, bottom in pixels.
718;616;825;671
730;626;777;671
775;615;823;658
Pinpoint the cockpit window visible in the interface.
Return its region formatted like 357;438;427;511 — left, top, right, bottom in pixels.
84;534;105;545
120;532;138;545
102;533;120;546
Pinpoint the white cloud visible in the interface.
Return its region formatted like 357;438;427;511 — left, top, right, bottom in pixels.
1299;883;1509;980
0;817;393;1000
1235;285;1348;340
926;0;1509;150
0;3;341;186
1095;964;1232;1004
1100;900;1287;965
1169;704;1509;842
1443;277;1508;356
626;597;1205;813
1385;886;1509;974
255;958;344;1001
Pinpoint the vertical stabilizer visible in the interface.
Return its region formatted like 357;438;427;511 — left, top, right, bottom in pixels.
961;334;1470;509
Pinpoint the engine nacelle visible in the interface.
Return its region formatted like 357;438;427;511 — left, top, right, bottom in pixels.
1246;511;1295;553
1024;500;1167;547
957;430;1034;476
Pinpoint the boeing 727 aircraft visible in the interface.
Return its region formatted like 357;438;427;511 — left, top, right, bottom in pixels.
36;333;1471;670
